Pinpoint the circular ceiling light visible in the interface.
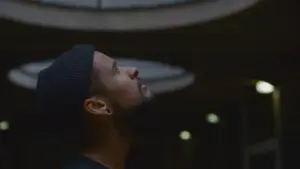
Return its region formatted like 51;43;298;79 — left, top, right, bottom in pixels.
7;58;195;94
0;0;262;31
32;0;194;9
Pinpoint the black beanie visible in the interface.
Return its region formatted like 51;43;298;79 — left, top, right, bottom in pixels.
35;44;95;132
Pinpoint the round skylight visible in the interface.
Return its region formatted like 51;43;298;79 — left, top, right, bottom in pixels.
7;58;195;94
32;0;194;9
0;0;262;30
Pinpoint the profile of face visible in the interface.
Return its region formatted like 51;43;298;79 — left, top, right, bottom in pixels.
84;51;153;121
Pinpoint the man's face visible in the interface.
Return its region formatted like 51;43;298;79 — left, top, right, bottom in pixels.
91;51;152;112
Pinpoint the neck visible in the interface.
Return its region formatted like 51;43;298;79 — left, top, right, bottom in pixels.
81;125;132;169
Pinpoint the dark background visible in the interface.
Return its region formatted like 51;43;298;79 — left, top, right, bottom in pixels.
0;0;299;169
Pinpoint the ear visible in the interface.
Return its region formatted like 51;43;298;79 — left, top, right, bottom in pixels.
84;97;112;116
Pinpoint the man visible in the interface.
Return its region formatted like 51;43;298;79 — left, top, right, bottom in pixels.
36;44;153;169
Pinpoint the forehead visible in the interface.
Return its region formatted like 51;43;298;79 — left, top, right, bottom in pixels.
93;51;114;73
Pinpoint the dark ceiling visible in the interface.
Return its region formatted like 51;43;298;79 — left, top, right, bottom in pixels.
0;0;298;169
0;0;298;102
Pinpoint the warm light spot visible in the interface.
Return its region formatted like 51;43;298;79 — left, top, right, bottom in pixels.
179;130;191;140
206;113;219;124
256;81;274;94
0;121;9;131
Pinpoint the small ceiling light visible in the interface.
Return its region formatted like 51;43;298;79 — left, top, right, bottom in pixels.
255;81;274;94
0;121;9;131
206;113;219;124
179;130;191;140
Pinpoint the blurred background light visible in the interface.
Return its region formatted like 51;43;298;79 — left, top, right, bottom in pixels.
179;130;191;140
206;113;219;124
0;121;9;131
255;81;274;94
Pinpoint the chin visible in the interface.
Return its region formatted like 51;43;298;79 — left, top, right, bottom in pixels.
126;95;158;134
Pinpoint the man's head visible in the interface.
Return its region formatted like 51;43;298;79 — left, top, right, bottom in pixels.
84;51;152;120
36;45;153;135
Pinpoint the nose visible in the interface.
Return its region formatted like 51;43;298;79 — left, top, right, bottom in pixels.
128;67;139;79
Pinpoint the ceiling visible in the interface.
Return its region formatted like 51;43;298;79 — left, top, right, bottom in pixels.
0;0;297;94
0;0;297;125
0;0;261;30
0;0;297;127
0;0;298;168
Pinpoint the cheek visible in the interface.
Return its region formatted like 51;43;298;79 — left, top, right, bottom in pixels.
113;80;141;108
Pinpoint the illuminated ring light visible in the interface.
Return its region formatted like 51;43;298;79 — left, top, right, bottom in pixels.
27;0;195;9
0;0;261;31
7;58;195;94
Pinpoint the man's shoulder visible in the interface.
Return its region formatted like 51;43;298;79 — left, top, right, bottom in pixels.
63;156;107;169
